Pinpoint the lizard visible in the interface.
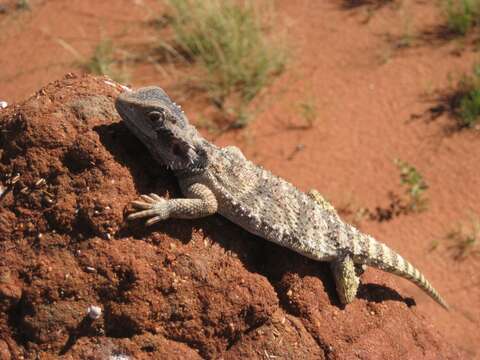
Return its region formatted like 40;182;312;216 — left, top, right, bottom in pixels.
115;86;449;310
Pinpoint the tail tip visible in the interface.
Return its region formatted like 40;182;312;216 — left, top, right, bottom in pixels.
439;299;450;311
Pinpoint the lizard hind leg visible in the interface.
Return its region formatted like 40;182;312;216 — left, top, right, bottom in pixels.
330;254;361;305
307;189;363;305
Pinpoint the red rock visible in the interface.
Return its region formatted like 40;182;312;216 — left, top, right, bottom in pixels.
0;75;463;358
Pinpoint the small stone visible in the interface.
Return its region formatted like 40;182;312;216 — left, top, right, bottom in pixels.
86;305;102;319
104;80;118;88
0;101;7;109
34;178;46;187
109;355;130;360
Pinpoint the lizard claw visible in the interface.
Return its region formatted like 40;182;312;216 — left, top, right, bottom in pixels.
127;193;170;224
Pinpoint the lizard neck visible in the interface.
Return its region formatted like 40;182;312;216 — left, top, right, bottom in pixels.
173;139;216;177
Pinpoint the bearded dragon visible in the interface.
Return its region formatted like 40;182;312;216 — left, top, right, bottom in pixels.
115;86;448;309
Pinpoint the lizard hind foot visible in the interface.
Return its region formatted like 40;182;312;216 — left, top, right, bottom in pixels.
127;193;170;225
330;255;361;305
307;189;360;305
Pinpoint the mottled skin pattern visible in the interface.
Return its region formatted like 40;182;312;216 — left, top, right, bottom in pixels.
115;86;449;310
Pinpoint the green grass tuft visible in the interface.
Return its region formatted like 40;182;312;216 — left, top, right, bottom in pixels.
443;0;480;35
84;39;129;83
394;159;429;213
457;64;480;127
16;0;30;10
459;87;480;126
164;0;286;126
298;98;318;129
449;63;480;128
446;216;480;260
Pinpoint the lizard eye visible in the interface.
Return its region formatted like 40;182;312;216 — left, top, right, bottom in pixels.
148;110;164;123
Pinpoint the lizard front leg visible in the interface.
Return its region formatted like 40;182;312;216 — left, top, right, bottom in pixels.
128;183;218;226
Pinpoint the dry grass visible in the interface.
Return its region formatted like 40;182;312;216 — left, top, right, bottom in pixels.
164;0;286;127
84;39;129;83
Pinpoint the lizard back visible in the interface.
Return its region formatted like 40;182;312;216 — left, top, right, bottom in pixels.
191;147;344;260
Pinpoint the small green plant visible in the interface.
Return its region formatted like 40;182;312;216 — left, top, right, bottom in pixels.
446;216;480;260
459;86;480;127
164;0;286;126
298;99;318;129
85;39;115;76
452;64;480;128
443;0;480;35
281;97;318;130
397;4;415;48
428;239;440;252
394;159;428;212
84;39;129;83
16;0;30;10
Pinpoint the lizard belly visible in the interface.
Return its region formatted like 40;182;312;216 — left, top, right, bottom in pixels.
216;195;337;261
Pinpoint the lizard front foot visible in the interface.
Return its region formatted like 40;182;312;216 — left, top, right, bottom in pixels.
127;193;171;226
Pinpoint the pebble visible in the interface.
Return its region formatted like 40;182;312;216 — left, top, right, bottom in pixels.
0;101;8;109
103;80;131;92
86;305;102;319
85;266;96;273
109;355;130;360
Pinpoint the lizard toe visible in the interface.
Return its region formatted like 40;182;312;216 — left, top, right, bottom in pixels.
145;215;164;226
131;200;155;209
128;197;170;223
140;194;157;203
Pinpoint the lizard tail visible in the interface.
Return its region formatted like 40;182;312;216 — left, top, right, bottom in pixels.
352;233;449;310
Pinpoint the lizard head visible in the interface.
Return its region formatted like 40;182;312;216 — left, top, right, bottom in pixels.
116;86;207;171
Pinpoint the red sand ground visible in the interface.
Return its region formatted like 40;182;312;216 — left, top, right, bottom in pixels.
0;0;479;358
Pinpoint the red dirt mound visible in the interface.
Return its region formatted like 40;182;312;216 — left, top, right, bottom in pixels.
0;74;461;359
